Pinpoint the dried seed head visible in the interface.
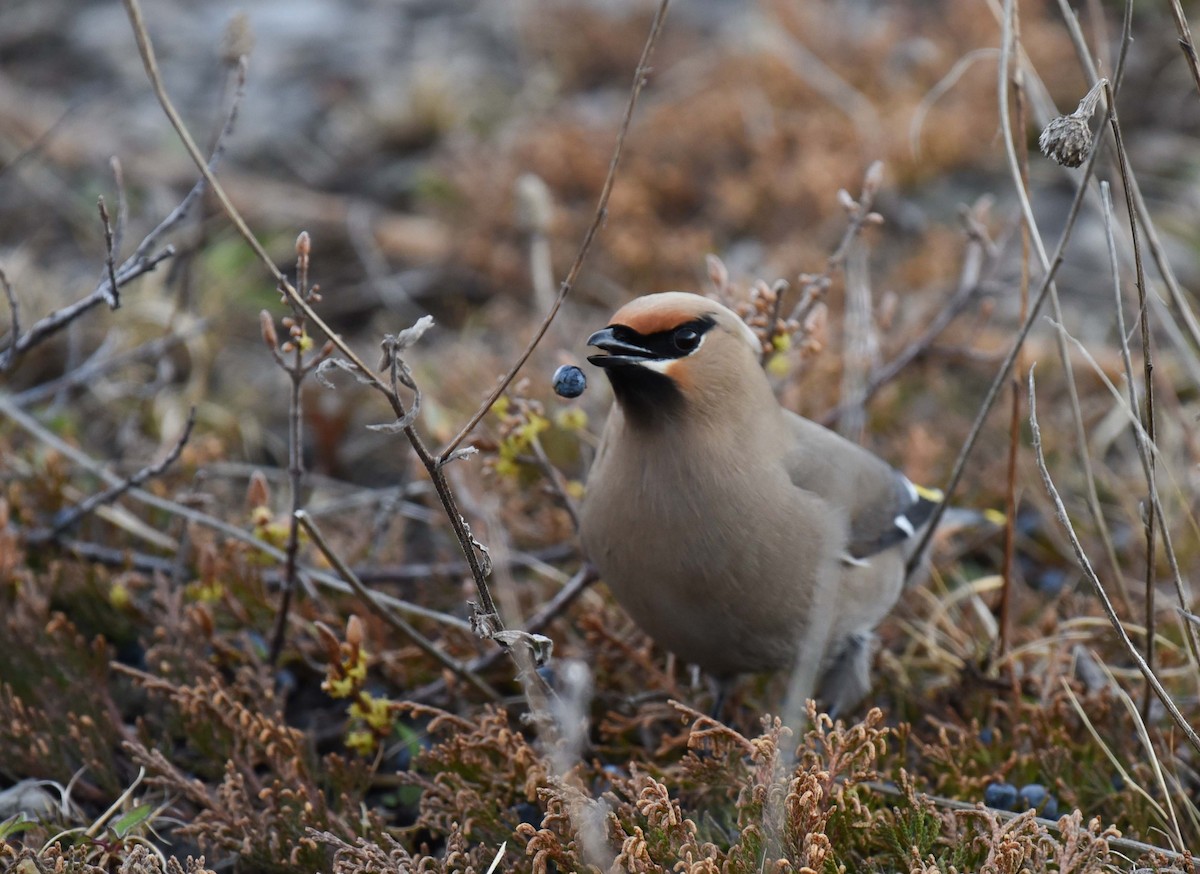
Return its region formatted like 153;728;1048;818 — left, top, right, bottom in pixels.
1038;114;1092;168
1038;78;1107;168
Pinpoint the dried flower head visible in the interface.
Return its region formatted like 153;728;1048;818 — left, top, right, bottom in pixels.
1039;79;1106;168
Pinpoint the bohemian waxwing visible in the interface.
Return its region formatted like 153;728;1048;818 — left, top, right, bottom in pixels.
579;291;940;715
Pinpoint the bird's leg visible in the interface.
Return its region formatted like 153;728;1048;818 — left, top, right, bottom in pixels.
817;631;875;720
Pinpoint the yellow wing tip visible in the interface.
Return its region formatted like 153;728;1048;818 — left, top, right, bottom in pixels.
915;484;945;503
983;508;1007;526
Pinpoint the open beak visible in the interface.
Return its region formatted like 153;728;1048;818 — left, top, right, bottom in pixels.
586;327;657;368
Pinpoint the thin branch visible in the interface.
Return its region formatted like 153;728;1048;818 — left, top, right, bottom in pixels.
1000;0;1128;615
527;435;581;531
821;208;1010;427
109;158;129;276
0;268;18;372
1167;0;1200;100
1028;366;1200;758
31;407;196;540
1055;0;1200;359
0;391;471;632
12;321;208;407
905;79;1113;575
1101;79;1164;721
97;198;122;309
407;564;597;704
435;0;671;464
0;60;246;372
295;511;502;702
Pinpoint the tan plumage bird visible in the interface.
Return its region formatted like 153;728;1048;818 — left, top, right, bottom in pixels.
579;292;940;715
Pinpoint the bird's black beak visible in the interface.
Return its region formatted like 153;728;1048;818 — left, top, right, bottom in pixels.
586;327;657;368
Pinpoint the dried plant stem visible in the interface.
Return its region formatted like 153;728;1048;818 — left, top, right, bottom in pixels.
0;392;470;631
906;65;1113;576
1056;0;1200;362
1028;367;1200;758
1099;185;1200;693
266;239;334;665
0;62;244;373
1098;81;1160;720
96;196;121;309
527;434;581;531
436;0;671;463
1167;0;1200;100
1000;0;1129;616
998;24;1031;661
408;565;598;704
30;407;196;541
295;511;502;701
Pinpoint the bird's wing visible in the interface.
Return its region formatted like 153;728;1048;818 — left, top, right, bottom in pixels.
781;411;941;560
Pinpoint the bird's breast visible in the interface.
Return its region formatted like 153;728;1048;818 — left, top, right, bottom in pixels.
579;428;848;676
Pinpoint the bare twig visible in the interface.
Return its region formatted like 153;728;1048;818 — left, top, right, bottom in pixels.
1055;0;1200;359
906;2;1123;578
0;391;470;631
526;435;581;532
757;279;789;368
1028;366;1200;758
1167;0;1200;100
1100;79;1163;721
97;197;121;309
822;208;1010;427
408;564;598;703
1101;179;1200;686
998;21;1032;661
0;268;18;371
266;233;335;665
295;511;502;701
1000;0;1127;614
29;407;196;541
0;61;246;372
12;322;208;407
436;0;671;464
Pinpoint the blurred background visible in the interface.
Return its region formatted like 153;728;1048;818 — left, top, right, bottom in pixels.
6;0;1199;486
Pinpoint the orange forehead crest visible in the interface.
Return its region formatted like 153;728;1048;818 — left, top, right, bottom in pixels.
610;297;710;335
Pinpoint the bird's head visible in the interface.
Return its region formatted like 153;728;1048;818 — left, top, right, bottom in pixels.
587;292;766;428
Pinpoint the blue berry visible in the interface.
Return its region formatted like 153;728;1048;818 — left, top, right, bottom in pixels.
1041;795;1059;819
553;364;587;398
984;782;1018;810
1019;783;1048;811
978;727;995;745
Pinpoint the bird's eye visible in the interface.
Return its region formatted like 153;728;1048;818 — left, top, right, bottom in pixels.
673;328;701;353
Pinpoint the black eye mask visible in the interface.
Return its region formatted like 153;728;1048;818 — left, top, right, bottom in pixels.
587;316;716;366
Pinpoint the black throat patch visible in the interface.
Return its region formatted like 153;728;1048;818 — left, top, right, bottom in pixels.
605;366;685;429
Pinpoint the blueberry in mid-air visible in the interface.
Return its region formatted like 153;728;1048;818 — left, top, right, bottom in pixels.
553;364;587;398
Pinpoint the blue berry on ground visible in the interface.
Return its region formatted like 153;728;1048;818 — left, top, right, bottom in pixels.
984;782;1018;810
1019;783;1049;811
553;364;587;398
